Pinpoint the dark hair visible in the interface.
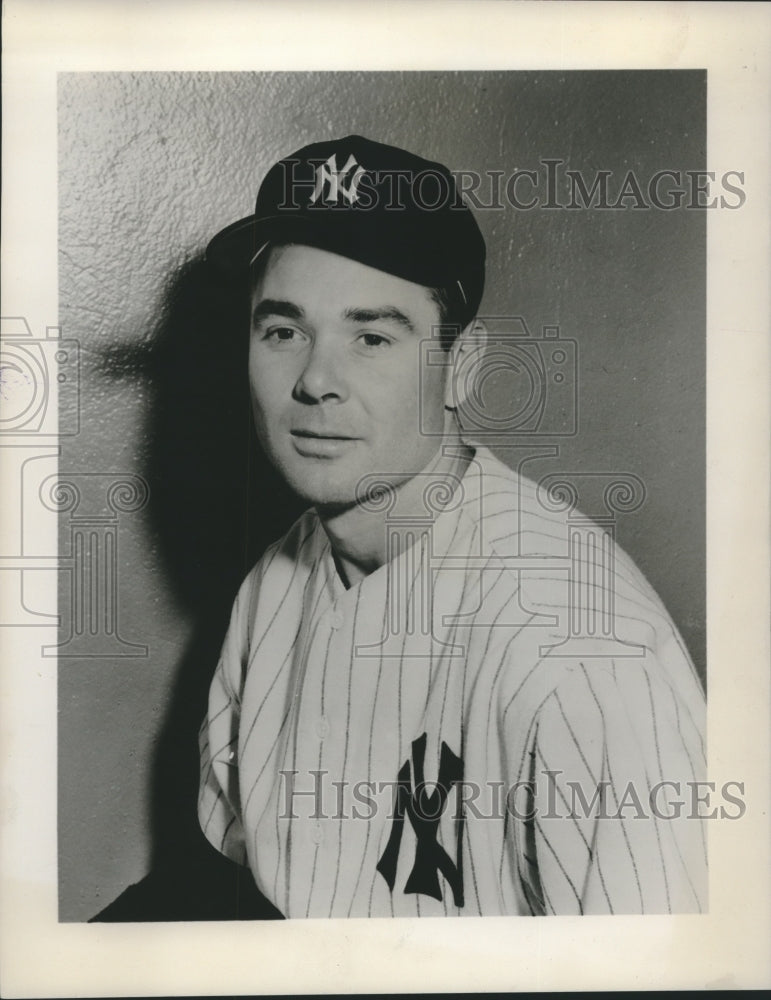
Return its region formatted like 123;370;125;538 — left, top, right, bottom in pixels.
250;244;468;351
429;285;468;352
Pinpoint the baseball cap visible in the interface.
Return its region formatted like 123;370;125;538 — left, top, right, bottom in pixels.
206;135;486;326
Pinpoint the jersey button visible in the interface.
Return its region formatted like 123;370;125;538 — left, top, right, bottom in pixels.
316;717;330;739
329;611;344;630
311;823;324;845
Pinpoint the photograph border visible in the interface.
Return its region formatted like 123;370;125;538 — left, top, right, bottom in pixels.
1;1;769;995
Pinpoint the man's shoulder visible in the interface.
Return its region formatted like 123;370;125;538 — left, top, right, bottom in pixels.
462;447;589;559
465;448;691;659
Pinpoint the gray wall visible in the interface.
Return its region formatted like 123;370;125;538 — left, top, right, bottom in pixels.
58;71;705;920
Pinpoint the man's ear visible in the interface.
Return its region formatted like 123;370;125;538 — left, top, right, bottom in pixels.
444;318;488;411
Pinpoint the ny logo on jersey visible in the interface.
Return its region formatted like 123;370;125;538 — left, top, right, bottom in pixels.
376;732;465;907
310;153;366;205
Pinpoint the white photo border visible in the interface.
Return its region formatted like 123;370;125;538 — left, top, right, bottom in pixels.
1;1;769;995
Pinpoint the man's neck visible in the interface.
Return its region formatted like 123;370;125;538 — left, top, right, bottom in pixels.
318;430;474;589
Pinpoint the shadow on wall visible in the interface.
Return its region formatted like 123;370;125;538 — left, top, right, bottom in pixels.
92;256;302;920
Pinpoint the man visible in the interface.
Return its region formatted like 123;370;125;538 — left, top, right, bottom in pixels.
198;135;707;917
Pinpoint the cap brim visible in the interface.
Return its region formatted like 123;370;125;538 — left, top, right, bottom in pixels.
206;211;484;326
206;214;346;274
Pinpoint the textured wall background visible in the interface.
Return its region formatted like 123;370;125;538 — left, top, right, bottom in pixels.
58;71;705;921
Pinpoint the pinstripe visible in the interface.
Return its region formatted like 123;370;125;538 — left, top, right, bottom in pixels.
501;653;551;724
392;546;424;915
518;868;540;915
206;701;233;730
241;582;324;820
663;682;708;867
395;542;411;793
245;525;316;660
657;794;704;912
601;742;645;911
450;536;501;915
244;700;291;818
535;739;614;913
202;786;223;834
488;520;684;635
627;667;672;912
522;733;548;915
285;619;335;909
540;874;556;915
304;743;326;917
535;739;591;859
577;662;646;912
533;812;583;913
303;616;335;920
501;688;557;908
365;597;390;918
239;569;320;763
329;586;363;914
205;733;238;765
220;815;236;852
198;448;706;918
661;672;706;768
351;663;385;916
470;584;533;912
582;791;613;913
553;690;600;786
579;662;658;909
305;842;320;918
430;513;474;841
271;603;330;902
437;527;480;739
517;570;677;633
200;727;238;795
640;667;702;911
548;682;619;908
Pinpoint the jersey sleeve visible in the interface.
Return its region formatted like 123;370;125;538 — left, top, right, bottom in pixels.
507;646;707;915
197;566;262;866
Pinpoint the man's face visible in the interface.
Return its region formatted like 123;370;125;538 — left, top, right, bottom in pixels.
248;244;451;508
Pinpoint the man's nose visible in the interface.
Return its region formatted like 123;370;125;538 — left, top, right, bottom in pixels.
293;340;348;403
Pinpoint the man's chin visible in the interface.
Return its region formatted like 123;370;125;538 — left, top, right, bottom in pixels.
281;468;360;511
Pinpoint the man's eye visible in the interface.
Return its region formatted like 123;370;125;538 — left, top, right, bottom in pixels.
266;326;300;343
359;332;390;349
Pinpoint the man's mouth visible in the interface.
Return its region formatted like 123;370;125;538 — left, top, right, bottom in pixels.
290;429;359;456
291;430;357;440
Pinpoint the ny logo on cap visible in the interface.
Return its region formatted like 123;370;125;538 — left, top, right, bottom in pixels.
310;153;366;205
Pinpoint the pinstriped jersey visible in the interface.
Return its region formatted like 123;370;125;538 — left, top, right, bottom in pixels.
198;447;707;917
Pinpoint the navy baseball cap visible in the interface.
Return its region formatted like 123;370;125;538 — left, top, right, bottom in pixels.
206;135;486;326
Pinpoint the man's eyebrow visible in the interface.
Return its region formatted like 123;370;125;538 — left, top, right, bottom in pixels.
251;299;305;325
343;306;415;333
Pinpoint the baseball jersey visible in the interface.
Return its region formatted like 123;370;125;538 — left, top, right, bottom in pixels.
198;447;707;917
